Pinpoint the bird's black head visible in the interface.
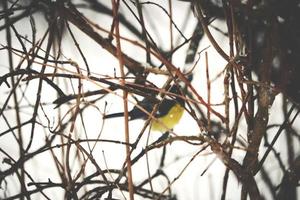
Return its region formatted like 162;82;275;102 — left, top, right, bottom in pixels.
169;84;185;107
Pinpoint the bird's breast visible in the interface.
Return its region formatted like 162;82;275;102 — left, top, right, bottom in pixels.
151;103;184;132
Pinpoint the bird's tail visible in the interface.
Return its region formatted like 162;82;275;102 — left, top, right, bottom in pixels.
103;112;124;119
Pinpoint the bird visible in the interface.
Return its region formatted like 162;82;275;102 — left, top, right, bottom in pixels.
103;84;185;132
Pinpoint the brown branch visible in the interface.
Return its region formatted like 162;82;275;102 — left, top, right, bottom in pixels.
112;0;134;199
60;2;145;76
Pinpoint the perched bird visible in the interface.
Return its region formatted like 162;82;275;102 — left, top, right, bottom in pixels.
103;85;185;132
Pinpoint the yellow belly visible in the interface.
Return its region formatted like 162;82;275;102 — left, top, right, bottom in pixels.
151;103;184;132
